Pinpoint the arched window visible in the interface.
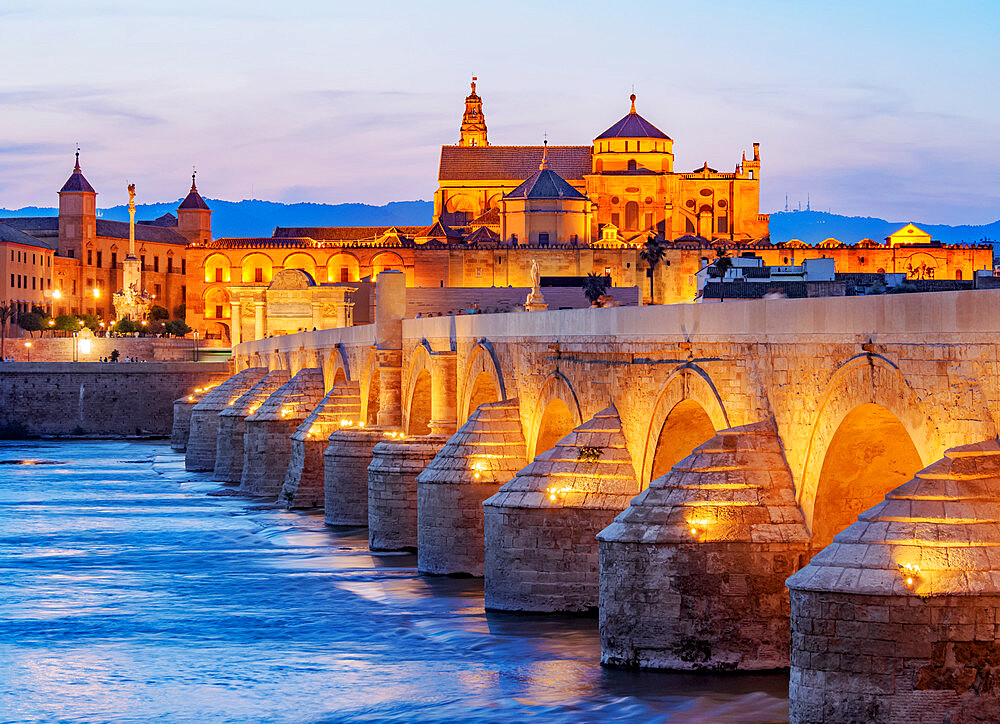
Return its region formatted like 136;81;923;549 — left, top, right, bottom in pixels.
625;201;639;230
956;270;963;280
627;159;637;172
749;170;755;180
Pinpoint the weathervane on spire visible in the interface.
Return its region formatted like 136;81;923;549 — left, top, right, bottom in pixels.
471;75;477;94
74;144;81;171
191;166;198;192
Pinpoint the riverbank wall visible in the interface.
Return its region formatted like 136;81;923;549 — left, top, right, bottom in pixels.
0;362;231;436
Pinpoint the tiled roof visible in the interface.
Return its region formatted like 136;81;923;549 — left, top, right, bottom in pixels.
178;189;210;210
59;168;96;194
96;219;188;245
464;225;500;243
138;213;178;227
1;217;59;232
505;168;587;200
0;222;55;250
595;111;670;140
273;226;425;241
420;220;462;239
468;208;500;227
438;145;591;181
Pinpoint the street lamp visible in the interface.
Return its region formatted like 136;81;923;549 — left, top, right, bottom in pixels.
23;341;31;362
92;288;100;299
53;289;62;300
72;331;78;362
193;330;199;362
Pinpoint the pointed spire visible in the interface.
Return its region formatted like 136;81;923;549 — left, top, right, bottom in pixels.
191;167;198;193
629;92;637;114
60;145;96;194
74;145;81;172
539;138;549;170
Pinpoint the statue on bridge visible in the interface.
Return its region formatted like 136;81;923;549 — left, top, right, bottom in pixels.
525;258;547;312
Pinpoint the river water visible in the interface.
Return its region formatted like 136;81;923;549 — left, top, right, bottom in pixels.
0;440;789;723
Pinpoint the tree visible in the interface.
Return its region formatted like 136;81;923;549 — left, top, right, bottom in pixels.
148;304;169;322
0;303;15;360
713;248;734;278
17;311;44;337
76;313;100;331
114;319;139;334
165;319;192;337
54;314;78;332
173;304;186;321
582;272;611;306
639;235;668;305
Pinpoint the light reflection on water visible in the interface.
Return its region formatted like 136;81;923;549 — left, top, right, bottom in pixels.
0;440;789;722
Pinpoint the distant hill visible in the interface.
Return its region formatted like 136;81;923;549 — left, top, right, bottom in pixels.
769;210;999;246
0;199;435;239
2;200;996;251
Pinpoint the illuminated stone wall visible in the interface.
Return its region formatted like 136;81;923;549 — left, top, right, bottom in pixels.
0;361;229;436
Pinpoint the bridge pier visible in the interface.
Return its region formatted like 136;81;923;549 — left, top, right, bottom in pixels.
787;440;1000;723
214;369;290;483
416;398;526;576
185;368;267;471
484;405;640;612
324;428;388;525
598;421;810;671
240;368;325;498
281;381;362;509
368;434;448;551
171;389;205;452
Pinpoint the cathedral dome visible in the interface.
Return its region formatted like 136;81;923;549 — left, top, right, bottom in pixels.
595;94;670;141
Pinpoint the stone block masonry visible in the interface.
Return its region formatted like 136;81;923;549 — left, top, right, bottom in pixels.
324;428;389;526
787;440;1000;722
185;367;267;472
171;391;204;451
240;368;324;498
599;421;810;670
416;398;526;576
281;381;361;509
0;362;229;436
214;370;289;483
484;405;640;612
368;435;448;551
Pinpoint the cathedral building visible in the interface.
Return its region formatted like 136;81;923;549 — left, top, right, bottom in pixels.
8;82;994;345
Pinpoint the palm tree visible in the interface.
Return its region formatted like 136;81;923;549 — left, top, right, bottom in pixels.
582;272;611;306
713;247;734;278
639;235;668;304
0;303;15;360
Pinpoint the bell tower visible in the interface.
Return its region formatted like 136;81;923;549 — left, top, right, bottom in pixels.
458;77;488;147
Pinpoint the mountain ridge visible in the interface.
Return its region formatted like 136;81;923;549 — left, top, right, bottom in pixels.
1;200;996;249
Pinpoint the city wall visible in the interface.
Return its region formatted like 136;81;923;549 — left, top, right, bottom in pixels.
1;337;204;363
0;362;230;435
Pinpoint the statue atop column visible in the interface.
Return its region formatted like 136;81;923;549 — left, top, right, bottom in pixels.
113;182;152;321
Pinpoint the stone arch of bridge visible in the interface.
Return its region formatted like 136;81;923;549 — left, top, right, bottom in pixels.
640;364;730;486
798;354;937;546
403;341;434;436
322;346;351;391
360;347;381;426
458;340;507;423
527;371;583;461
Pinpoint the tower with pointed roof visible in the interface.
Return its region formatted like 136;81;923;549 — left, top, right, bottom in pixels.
177;171;212;245
57;150;97;259
458;77;488;147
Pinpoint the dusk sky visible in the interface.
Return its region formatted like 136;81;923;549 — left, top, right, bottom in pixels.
2;1;998;224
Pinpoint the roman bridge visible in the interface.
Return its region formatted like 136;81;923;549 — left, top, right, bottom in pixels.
178;271;1000;722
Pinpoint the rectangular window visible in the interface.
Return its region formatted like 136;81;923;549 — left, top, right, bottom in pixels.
215;268;223;282
96;251;102;268
72;280;77;294
87;249;93;265
32;277;36;290
9;274;13;287
254;268;263;283
167;257;173;273
141;255;146;270
538;233;549;244
605;266;612;276
111;252;117;268
32;253;36;264
68;249;74;259
47;279;51;289
154;256;159;272
215;304;223;319
611;213;620;227
340;268;349;282
645;213;653;229
181;285;186;302
154;283;161;298
181;259;186;275
47;256;50;268
717;215;728;234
